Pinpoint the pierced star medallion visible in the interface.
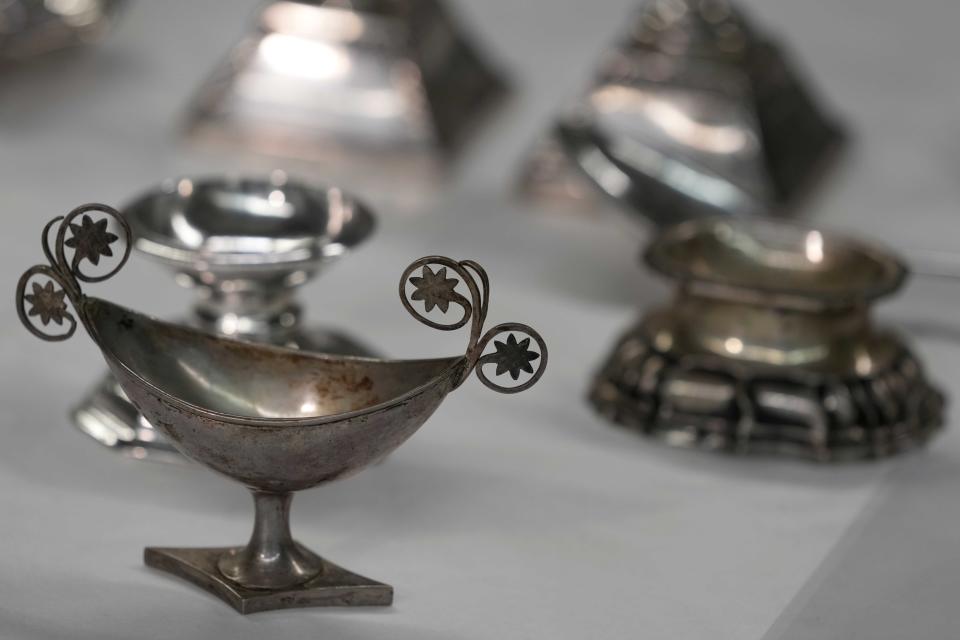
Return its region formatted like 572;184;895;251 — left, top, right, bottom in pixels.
24;280;71;326
65;214;119;268
409;266;460;313
490;333;540;380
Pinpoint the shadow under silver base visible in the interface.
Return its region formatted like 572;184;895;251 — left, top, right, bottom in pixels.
145;546;392;614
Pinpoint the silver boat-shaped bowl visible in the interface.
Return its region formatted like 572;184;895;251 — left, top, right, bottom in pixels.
17;204;547;613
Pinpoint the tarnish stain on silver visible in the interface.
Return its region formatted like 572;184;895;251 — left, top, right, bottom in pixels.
590;217;944;461
17;205;547;613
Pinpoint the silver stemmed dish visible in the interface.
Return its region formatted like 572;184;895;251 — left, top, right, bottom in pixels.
18;204;547;613
72;176;377;461
590;217;943;461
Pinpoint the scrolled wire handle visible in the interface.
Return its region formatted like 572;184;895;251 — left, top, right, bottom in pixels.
400;256;547;393
16;204;131;341
399;256;490;350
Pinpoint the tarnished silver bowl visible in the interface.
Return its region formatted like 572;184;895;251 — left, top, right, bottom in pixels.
72;175;377;460
17;204;547;613
590;217;944;461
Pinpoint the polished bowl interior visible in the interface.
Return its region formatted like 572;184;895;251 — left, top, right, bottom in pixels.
646;217;906;303
124;177;375;270
83;298;459;491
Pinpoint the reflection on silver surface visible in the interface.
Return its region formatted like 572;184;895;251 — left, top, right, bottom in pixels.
522;0;844;226
0;0;123;61
186;0;506;175
72;175;379;461
590;217;944;461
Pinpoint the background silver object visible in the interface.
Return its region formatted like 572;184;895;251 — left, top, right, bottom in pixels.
185;0;506;180
522;0;844;226
0;0;123;61
16;205;547;613
71;175;377;461
591;217;943;460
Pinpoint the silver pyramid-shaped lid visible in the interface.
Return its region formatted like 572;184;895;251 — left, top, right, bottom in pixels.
0;0;123;61
522;0;845;225
185;0;506;172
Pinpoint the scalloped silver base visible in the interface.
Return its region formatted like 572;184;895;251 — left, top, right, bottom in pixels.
589;328;944;461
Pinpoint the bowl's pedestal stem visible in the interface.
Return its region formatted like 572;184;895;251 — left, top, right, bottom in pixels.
144;490;393;613
217;491;323;589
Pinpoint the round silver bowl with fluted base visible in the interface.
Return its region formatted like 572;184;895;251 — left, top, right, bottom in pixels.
590;216;944;461
71;175;378;462
17;204;547;614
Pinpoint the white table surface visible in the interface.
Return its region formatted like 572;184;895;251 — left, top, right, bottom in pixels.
1;1;959;638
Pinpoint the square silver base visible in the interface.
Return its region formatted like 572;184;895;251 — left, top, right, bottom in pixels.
145;546;393;614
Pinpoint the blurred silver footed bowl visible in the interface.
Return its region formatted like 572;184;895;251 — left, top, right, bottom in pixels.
16;203;547;614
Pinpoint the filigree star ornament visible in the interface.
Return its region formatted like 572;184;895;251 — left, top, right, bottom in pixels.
65;214;119;268
491;333;540;380
24;280;71;326
409;265;460;313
